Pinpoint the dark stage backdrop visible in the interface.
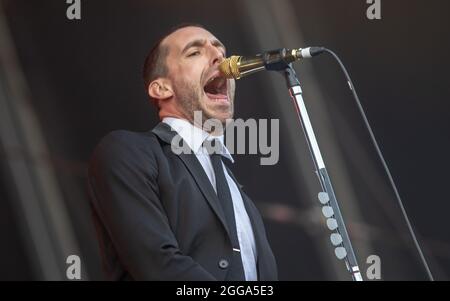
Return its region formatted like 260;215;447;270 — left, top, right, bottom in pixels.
1;0;449;280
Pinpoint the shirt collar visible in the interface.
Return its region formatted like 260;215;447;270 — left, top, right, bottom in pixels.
162;117;234;163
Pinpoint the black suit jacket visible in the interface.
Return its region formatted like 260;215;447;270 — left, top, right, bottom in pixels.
87;122;278;280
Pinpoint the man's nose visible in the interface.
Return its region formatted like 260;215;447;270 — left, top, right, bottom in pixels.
208;45;224;66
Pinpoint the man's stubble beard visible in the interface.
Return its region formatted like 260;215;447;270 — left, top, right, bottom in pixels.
174;78;234;128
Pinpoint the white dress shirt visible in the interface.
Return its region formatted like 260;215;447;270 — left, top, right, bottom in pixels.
162;117;258;281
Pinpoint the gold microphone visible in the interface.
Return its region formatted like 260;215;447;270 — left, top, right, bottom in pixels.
219;47;323;79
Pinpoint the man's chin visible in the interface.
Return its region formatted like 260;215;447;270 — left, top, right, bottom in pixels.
196;109;233;131
211;108;231;122
201;102;233;121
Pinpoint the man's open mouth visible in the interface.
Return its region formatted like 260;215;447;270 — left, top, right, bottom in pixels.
203;73;228;102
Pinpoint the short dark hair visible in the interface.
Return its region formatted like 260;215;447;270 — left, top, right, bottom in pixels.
142;23;205;103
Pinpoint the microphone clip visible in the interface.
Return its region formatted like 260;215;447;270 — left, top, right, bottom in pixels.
263;48;298;71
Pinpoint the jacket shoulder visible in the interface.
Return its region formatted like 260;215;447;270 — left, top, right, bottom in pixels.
89;130;161;175
95;129;160;152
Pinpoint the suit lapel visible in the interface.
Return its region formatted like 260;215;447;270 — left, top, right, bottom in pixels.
151;122;231;239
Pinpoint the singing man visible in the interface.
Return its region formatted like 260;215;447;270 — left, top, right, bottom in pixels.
87;24;278;281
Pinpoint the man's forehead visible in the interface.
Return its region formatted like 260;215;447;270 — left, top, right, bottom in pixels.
162;26;223;52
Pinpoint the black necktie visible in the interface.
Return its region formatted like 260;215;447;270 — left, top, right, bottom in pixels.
209;152;245;280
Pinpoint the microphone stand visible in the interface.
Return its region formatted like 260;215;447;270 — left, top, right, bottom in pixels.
267;52;363;281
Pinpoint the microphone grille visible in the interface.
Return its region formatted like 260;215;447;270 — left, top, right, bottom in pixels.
219;56;241;79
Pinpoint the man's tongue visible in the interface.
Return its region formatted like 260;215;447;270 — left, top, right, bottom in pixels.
206;92;228;100
204;79;228;101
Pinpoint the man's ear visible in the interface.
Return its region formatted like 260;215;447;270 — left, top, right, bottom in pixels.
148;79;173;100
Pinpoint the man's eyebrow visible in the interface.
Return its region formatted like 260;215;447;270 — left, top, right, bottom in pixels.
181;38;227;54
211;39;226;53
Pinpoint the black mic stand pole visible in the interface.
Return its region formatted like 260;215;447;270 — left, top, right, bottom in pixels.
267;52;363;281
